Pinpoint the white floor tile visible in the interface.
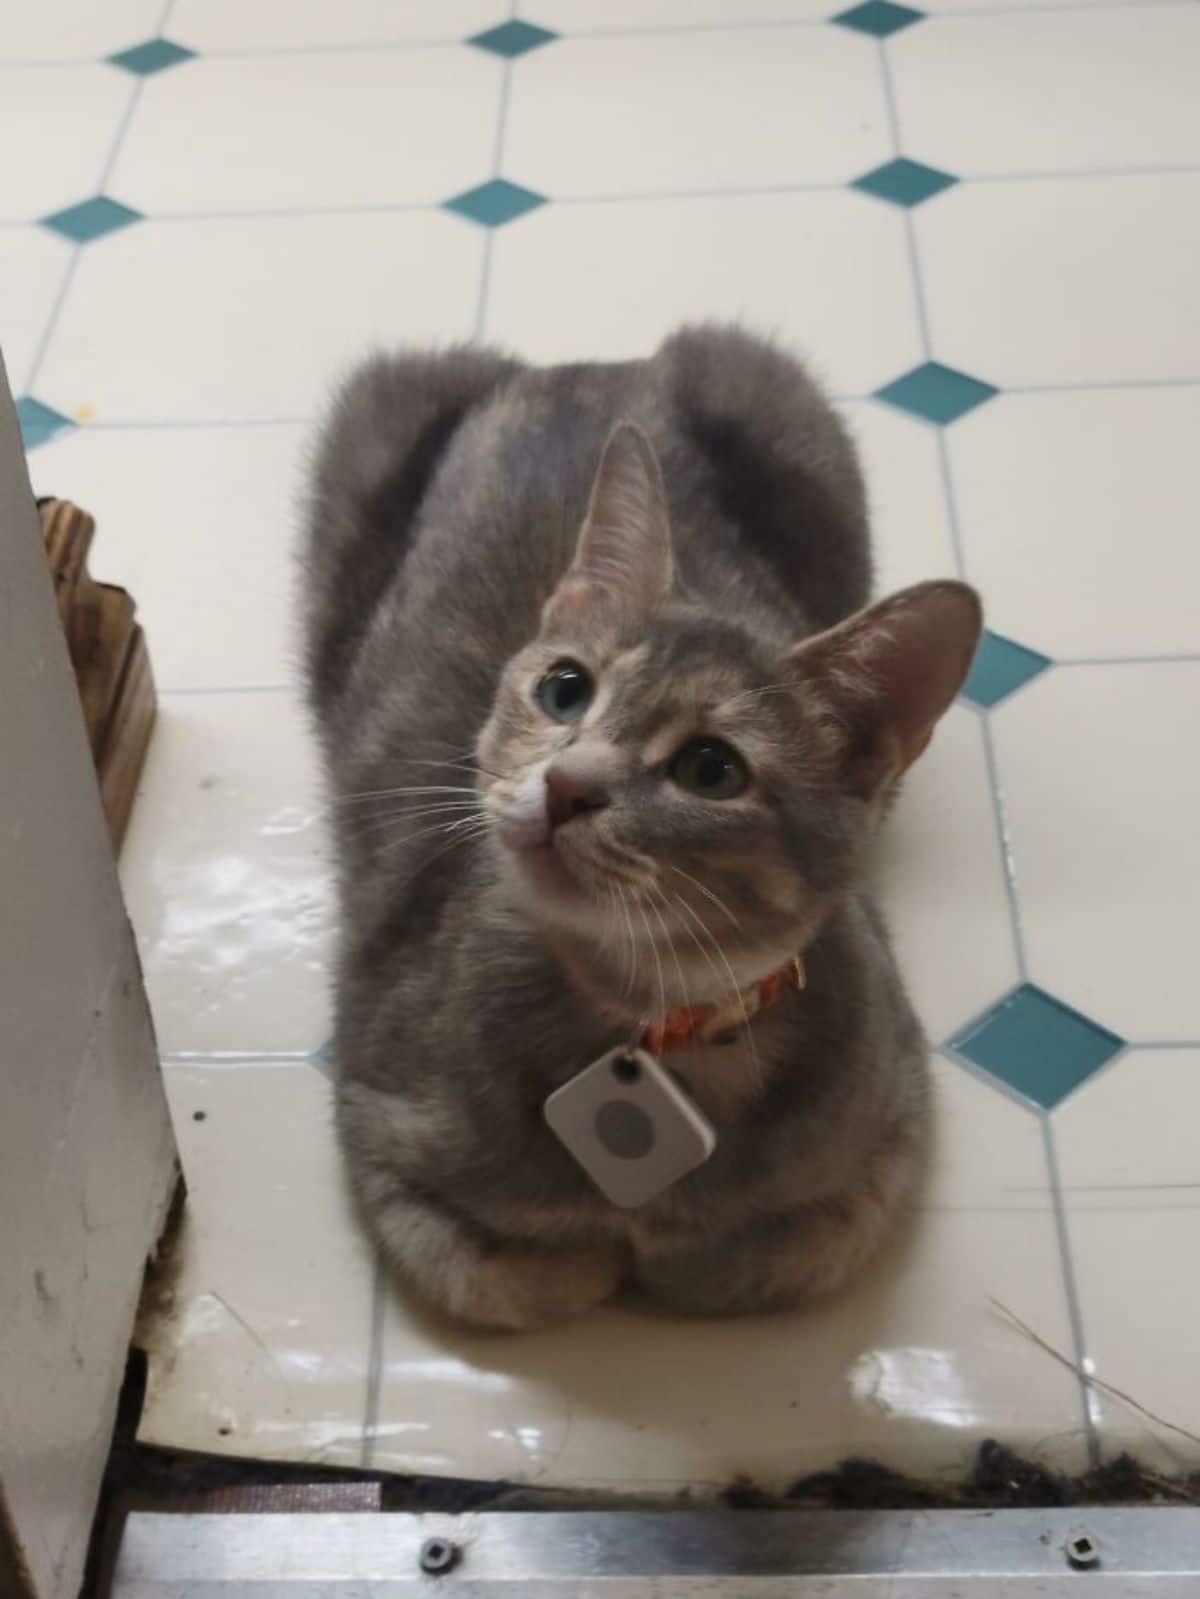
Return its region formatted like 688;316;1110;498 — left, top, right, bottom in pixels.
30;423;306;689
871;705;1019;1045
0;64;133;220
171;0;501;51
120;691;334;1055
891;7;1200;176
36;211;482;422
505;28;887;197
0;226;73;392
840;399;958;598
1054;1048;1200;1470
522;0;838;24
993;664;1200;1042
138;1064;374;1464
951;388;1200;659
111;49;502;215
0;0;161;61
488;192;922;393
916;175;1200;386
371;1059;1084;1487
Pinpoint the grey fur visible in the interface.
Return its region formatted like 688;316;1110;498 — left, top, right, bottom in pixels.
301;324;980;1330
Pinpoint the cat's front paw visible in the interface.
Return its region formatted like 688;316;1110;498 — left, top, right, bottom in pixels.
451;1249;621;1332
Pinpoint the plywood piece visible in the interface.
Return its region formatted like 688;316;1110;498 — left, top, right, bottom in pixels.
38;497;157;854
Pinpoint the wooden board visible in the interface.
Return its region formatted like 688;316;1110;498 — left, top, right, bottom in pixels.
39;498;156;854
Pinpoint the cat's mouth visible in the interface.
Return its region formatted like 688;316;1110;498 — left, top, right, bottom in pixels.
496;819;615;906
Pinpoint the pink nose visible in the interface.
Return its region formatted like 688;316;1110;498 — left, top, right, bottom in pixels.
545;767;609;831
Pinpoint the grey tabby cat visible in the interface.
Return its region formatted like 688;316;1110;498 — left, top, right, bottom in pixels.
302;325;980;1330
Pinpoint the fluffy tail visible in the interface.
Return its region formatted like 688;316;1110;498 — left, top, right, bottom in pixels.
656;323;872;627
301;346;520;716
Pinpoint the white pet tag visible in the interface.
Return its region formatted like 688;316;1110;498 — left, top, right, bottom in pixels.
543;1046;717;1209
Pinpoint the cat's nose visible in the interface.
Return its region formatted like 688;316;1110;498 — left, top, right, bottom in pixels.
544;767;609;831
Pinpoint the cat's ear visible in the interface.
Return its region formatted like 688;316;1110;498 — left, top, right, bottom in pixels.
788;581;982;802
543;421;673;629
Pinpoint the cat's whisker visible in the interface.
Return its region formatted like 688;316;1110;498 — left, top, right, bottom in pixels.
647;882;690;1017
345;801;481;836
374;813;490;858
614;882;638;1000
632;895;667;1027
394;755;506;782
333;784;479;807
667;864;742;931
668;889;762;1083
418;819;493;871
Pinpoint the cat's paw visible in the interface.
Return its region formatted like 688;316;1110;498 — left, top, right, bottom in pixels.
450;1249;621;1332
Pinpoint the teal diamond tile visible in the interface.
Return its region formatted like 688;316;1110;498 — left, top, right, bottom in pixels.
468;20;557;58
874;362;997;425
16;398;75;451
853;158;956;208
312;1039;334;1081
953;985;1123;1110
834;1;924;37
963;631;1051;708
40;195;143;243
444;178;546;227
108;37;195;75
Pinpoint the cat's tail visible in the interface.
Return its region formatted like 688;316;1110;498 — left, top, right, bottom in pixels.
655;323;873;627
301;345;521;719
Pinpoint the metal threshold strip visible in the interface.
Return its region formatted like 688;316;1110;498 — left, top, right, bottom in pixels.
112;1507;1200;1596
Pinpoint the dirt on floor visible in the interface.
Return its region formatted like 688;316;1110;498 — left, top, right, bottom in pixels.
85;1350;1199;1597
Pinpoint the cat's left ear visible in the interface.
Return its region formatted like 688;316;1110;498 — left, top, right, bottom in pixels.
543;421;673;630
787;581;982;803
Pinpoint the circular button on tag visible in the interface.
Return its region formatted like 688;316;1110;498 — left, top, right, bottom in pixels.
594;1098;655;1160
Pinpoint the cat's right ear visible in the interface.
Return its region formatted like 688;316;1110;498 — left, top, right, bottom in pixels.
787;580;982;805
543;422;673;631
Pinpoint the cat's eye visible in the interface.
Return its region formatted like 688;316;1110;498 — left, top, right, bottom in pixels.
536;660;594;724
668;738;749;800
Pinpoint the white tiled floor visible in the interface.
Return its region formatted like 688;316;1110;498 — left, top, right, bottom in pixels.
7;0;1199;1494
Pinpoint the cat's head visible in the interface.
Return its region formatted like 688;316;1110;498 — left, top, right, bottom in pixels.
477;422;980;1012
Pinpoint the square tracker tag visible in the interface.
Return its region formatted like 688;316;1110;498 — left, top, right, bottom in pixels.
543;1046;717;1210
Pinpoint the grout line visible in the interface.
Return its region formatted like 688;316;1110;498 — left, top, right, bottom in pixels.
24;11;166;395
0;0;1188;70
147;200;435;223
97;77;145;190
474;234;496;340
0;0;1191;70
876;37;904;158
978;713;1031;979
491;62;514;173
1126;1039;1200;1050
201;37;462;61
1004;375;1200;393
9;169;1200;233
934;434;967;579
1041;1112;1103;1467
1056;652;1200;667
361;1258;387;1470
85;415;311;429
474;55;514;340
22;245;81;392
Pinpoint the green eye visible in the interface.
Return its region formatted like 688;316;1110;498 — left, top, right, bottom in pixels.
536;660;594;723
669;738;749;800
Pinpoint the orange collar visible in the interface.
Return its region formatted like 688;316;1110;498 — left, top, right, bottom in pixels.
642;956;806;1056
